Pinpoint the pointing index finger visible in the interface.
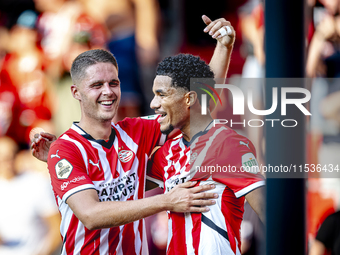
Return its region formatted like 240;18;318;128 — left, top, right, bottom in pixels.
202;15;212;25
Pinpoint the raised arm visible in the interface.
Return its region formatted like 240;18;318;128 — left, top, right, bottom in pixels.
203;15;235;79
202;15;235;112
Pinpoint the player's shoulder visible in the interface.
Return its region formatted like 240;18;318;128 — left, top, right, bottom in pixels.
119;115;159;124
115;115;160;130
210;125;254;150
51;128;82;150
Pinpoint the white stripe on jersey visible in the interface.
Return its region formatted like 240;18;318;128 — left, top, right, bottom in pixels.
142;222;149;255
175;139;187;175
61;134;89;174
167;216;173;251
133;220;142;255
234;180;265;198
63;184;95;202
88;140;113;182
113;123;138;153
199;221;235;254
71;124;86;135
184;212;195;255
74;221;86;254
58;196;73;255
164;139;180;180
132;159;141;255
201;180;228;231
99;229;109;255
190;126;227;171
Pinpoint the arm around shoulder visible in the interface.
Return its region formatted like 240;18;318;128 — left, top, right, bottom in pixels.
66;181;218;230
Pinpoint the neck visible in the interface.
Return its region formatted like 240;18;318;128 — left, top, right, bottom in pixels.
0;169;16;180
181;112;213;142
78;118;112;140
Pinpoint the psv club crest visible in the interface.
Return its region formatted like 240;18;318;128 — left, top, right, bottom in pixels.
118;150;134;163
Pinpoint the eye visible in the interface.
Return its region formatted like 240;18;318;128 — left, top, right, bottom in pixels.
92;83;103;88
109;81;119;87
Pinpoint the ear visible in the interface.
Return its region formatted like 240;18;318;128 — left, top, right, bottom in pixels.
185;91;197;107
71;84;81;101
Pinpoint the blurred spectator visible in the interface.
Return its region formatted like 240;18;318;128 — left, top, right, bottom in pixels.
34;0;84;79
0;26;26;146
309;211;340;255
1;10;54;147
89;0;161;120
238;0;265;166
0;0;35;29
306;0;340;78
0;136;60;255
306;0;340;249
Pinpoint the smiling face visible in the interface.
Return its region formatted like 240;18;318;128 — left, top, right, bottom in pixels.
72;62;121;124
150;75;190;134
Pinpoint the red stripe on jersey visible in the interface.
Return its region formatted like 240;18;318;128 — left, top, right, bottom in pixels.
122;222;136;254
167;213;187;255
108;228;120;254
191;213;202;255
80;228;101;254
65;214;79;255
222;187;245;253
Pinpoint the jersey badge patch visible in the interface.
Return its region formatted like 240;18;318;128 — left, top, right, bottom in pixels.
55;159;73;179
118;150;134;163
241;153;259;174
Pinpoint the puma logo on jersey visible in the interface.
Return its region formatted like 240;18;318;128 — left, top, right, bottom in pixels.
239;141;250;149
51;150;61;159
89;159;101;171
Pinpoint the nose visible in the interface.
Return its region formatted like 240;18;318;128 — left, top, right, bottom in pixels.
102;82;114;96
150;95;160;110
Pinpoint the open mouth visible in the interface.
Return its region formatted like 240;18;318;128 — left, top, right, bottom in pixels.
157;112;167;123
99;100;114;106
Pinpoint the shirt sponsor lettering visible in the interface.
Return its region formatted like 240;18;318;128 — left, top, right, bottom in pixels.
61;176;86;190
96;172;137;201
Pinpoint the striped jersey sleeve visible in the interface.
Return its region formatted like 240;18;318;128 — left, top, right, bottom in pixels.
47;138;95;203
210;132;265;198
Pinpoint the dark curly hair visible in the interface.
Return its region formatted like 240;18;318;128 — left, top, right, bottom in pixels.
156;54;214;91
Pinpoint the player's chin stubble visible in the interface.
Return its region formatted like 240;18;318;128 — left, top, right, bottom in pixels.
161;124;174;135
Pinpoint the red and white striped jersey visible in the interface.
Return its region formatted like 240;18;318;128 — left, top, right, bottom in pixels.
147;124;265;255
47;116;164;255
